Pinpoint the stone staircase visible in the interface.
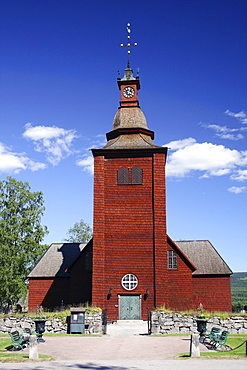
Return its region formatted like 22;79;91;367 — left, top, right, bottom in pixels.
106;320;148;337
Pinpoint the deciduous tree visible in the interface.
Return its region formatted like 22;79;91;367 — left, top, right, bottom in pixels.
64;219;92;243
0;177;48;307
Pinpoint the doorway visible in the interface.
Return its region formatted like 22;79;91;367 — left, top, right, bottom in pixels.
119;295;141;320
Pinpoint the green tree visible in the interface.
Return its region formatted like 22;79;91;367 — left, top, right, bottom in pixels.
64;219;92;243
0;177;48;306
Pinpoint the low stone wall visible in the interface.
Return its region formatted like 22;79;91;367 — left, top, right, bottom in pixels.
150;312;247;335
0;312;103;335
2;312;246;335
84;312;103;334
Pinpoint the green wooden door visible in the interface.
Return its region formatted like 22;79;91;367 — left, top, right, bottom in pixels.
119;295;140;320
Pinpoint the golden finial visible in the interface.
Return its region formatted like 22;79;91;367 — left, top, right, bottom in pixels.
120;23;138;66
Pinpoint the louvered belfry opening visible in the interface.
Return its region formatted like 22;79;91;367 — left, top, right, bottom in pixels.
131;166;142;184
117;166;129;184
117;166;142;184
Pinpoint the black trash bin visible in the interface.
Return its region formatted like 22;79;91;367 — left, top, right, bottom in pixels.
70;308;86;334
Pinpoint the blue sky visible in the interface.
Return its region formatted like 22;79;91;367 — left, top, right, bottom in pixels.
0;0;246;272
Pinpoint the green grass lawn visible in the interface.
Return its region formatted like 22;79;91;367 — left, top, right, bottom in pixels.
0;337;53;363
179;336;247;358
0;353;53;363
0;337;14;350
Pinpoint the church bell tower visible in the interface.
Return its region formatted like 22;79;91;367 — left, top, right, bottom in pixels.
92;25;168;320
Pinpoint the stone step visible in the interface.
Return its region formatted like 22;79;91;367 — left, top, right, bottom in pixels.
107;320;149;337
115;320;146;325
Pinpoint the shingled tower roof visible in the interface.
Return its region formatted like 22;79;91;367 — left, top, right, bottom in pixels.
101;65;160;150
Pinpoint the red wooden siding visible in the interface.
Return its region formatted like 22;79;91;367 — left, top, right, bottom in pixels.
166;237;194;310
192;275;232;312
92;151;170;320
28;278;70;312
92;155;106;308
152;153;168;308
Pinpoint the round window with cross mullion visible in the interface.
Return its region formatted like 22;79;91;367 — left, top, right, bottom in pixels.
121;274;138;291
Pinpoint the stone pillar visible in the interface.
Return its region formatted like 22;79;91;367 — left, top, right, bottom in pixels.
190;333;200;357
29;335;39;359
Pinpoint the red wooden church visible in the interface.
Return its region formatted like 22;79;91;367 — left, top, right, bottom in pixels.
28;64;232;320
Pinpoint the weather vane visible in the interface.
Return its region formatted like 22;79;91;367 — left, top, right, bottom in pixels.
120;23;138;67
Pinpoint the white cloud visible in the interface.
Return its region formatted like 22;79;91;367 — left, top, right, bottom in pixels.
201;168;231;178
230;169;247;181
0;142;46;174
165;138;245;180
75;134;106;173
85;136;107;151
201;123;244;141
28;160;47;172
77;155;94;174
225;110;247;124
219;133;244;140
23;125;68;140
23;123;77;165
164;137;196;150
228;186;246;194
237;151;247;168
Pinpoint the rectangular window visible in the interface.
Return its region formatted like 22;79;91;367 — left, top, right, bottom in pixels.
168;250;177;269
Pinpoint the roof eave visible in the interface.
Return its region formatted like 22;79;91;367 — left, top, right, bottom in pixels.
167;235;197;272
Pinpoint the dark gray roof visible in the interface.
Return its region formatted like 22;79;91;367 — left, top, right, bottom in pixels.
103;106;160;150
112;107;148;131
175;240;232;275
28;243;86;278
103;133;159;149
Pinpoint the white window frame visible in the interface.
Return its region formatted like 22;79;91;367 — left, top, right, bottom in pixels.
168;250;178;269
121;274;138;290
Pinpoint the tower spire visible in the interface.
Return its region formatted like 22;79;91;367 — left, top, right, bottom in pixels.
120;23;138;68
